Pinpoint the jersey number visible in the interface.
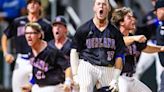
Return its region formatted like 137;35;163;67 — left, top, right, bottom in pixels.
35;70;45;79
107;51;114;61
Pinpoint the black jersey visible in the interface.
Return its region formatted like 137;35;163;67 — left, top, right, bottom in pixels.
72;19;126;66
4;16;53;54
156;21;164;67
122;34;147;74
30;45;70;86
48;39;72;61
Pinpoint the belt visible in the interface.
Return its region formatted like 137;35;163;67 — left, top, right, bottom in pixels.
122;72;133;77
38;82;61;87
106;64;113;67
81;59;113;67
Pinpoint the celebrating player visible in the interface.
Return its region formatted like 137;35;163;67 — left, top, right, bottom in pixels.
111;6;164;92
22;22;71;92
155;0;164;91
70;0;126;92
1;0;53;92
48;16;73;92
48;16;72;60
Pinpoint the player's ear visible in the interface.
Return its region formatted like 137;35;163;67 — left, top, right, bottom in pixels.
108;4;111;12
120;21;124;26
39;31;44;39
93;5;96;13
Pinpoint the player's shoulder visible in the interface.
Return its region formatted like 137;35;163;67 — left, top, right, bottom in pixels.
13;16;27;23
108;22;121;33
48;40;55;48
76;19;93;34
65;38;73;47
47;44;59;54
40;18;51;25
108;22;119;30
107;22;124;38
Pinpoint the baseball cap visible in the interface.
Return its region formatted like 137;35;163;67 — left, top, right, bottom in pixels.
27;0;41;5
52;16;67;27
155;0;164;10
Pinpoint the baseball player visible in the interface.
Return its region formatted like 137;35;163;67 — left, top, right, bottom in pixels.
70;0;126;92
21;22;71;92
1;0;53;92
48;16;73;91
155;0;164;92
135;0;163;91
111;7;164;92
48;16;72;60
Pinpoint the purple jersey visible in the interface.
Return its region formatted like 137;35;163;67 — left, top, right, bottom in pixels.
4;16;53;54
30;45;70;86
72;19;125;66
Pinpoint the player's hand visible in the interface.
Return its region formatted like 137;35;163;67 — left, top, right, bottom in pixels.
4;53;14;64
64;77;72;92
21;83;32;92
109;79;119;92
72;75;79;91
134;35;147;43
160;46;164;52
63;84;71;92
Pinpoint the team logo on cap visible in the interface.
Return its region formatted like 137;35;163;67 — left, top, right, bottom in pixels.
56;17;61;22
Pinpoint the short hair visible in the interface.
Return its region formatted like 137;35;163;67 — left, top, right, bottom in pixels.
25;22;44;39
111;7;133;27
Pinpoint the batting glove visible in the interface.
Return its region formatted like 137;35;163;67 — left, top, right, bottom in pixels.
109;79;119;92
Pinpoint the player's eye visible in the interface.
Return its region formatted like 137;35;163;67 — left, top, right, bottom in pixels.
25;32;39;35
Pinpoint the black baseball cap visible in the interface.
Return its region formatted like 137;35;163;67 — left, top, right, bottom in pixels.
155;0;164;10
52;16;67;27
27;0;41;5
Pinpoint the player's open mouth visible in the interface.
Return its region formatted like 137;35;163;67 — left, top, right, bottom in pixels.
99;10;103;15
28;38;32;41
56;32;59;34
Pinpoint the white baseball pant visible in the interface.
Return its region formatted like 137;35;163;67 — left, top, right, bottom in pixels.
77;59;114;92
118;74;152;92
32;84;64;92
12;54;32;92
135;40;163;91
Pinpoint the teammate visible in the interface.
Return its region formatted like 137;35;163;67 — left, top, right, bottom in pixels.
48;16;73;91
48;16;72;60
111;7;164;92
70;0;126;92
48;16;72;91
155;0;164;92
135;0;163;91
1;0;53;92
22;22;71;92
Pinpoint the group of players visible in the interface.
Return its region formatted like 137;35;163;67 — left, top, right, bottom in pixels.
1;0;164;92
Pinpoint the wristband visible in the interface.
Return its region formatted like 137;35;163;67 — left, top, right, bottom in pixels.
64;77;72;87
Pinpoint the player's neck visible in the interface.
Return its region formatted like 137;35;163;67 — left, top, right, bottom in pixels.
55;37;67;49
93;17;108;31
32;40;47;57
28;13;41;22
